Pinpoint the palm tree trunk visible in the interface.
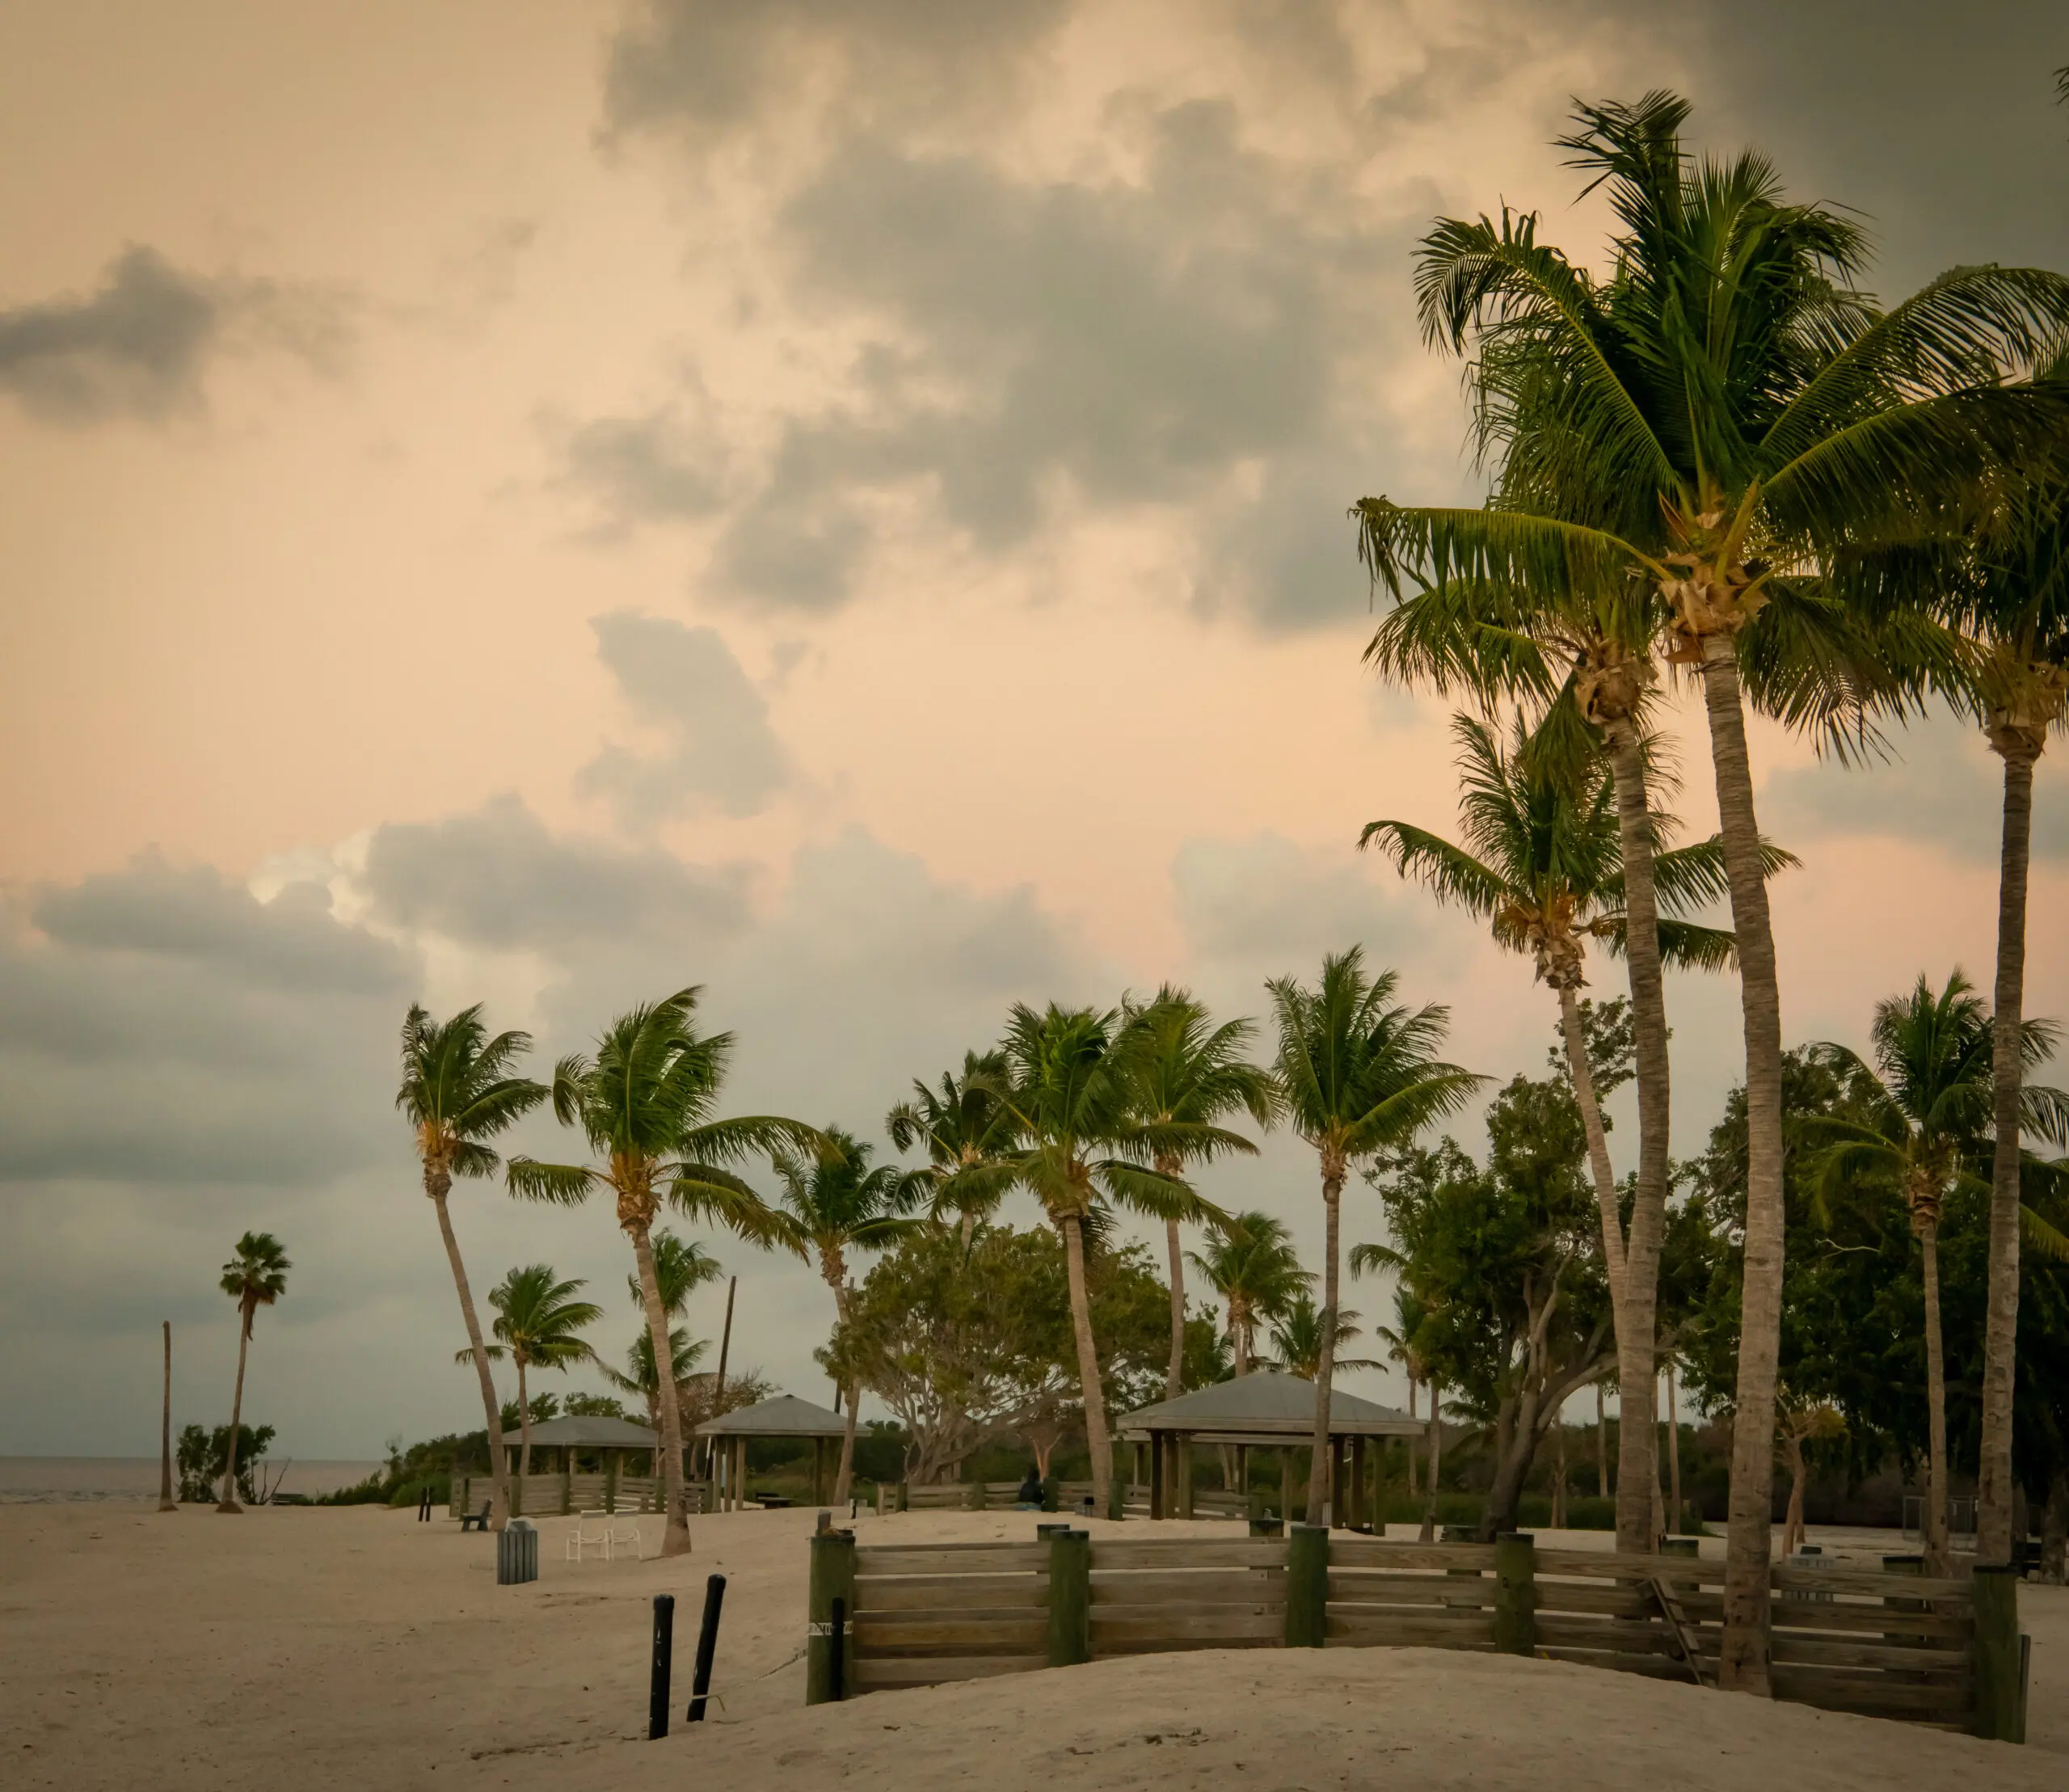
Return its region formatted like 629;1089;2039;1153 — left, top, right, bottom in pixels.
630;1225;691;1557
1418;1385;1442;1542
1164;1213;1186;1402
1667;1359;1683;1536
158;1321;176;1513
1406;1377;1418;1499
1781;1436;1806;1560
832;1280;858;1506
431;1183;512;1532
218;1309;251;1512
1921;1224;1951;1576
1559;984;1627;1305
1603;721;1669;1558
1060;1212;1113;1512
1306;1169;1343;1525
1596;1382;1608;1498
1700;635;1785;1696
1978;739;2039;1564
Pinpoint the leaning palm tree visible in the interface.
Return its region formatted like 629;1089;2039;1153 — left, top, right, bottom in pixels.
396;1004;548;1532
505;989;811;1557
988;1001;1201;1514
1806;972;2069;1571
886;1050;1020;1248
1269;949;1481;1524
216;1232;290;1512
461;1266;602;1491
1188;1211;1312;1375
767;1127;925;1503
1354;92;2069;1685
1123;989;1279;1398
1362;705;1785;1547
1269;1294;1383;1381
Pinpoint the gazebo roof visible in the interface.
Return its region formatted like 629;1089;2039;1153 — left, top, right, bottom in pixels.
515;1415;659;1448
697;1393;847;1440
1118;1371;1420;1441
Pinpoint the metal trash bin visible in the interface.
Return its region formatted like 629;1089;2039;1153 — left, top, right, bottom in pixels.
497;1519;537;1585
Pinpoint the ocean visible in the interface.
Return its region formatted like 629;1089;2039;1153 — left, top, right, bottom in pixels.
0;1456;387;1503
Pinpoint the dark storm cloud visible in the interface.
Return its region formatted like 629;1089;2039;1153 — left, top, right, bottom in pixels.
579;613;791;824
362;794;750;953
0;244;353;425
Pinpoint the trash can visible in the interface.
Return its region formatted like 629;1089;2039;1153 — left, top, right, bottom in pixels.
1249;1516;1284;1538
497;1519;537;1585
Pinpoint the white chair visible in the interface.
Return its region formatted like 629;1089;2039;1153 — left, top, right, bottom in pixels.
607;1517;644;1562
567;1512;609;1562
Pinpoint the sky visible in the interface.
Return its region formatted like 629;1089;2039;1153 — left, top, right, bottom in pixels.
2;1;2066;1460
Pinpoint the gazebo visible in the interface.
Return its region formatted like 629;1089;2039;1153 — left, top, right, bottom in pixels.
1118;1372;1422;1524
697;1394;849;1512
477;1413;665;1517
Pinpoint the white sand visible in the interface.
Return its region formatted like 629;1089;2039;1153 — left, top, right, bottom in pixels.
2;1503;2060;1791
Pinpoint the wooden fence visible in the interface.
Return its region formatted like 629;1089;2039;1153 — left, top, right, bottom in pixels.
883;1481;1247;1519
803;1528;2025;1740
450;1472;708;1518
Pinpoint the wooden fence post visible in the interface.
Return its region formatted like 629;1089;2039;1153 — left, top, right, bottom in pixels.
896;1479;909;1512
806;1528;856;1705
1047;1528;1091;1666
1493;1532;1536;1656
1970;1564;2023;1743
1286;1523;1328;1648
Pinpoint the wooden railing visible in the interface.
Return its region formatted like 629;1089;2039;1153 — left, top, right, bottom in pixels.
450;1473;706;1518
804;1528;2022;1739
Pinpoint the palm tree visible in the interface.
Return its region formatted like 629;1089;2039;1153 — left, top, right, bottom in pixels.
1268;1295;1383;1380
1123;989;1279;1398
638;1228;727;1321
461;1266;602;1491
505;989;811;1557
605;1324;710;1431
216;1232;290;1512
1360;1265;1436;1502
1361;706;1784;1546
886;1050;1020;1248
1354;92;2069;1685
1806;972;2069;1572
396;1004;548;1532
1269;948;1481;1525
767;1127;925;1503
988;1001;1198;1514
1187;1211;1312;1375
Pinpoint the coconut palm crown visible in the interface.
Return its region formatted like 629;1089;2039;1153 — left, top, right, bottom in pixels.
463;1264;601;1487
1188;1210;1312;1377
886;1049;1022;1244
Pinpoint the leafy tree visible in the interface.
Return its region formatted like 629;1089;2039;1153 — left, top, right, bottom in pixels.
461;1265;601;1485
216;1232;290;1513
1267;947;1481;1524
396;1004;547;1532
1121;988;1277;1398
887;1050;1021;1246
505;988;814;1557
178;1422;276;1505
1187;1210;1312;1375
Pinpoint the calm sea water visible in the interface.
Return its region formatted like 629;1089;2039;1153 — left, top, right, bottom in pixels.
0;1456;386;1503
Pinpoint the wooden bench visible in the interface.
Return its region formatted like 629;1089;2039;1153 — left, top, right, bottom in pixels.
458;1501;491;1533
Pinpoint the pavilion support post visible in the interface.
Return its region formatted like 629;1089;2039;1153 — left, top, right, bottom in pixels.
1351;1437;1366;1533
1279;1447;1293;1521
1178;1434;1194;1519
1047;1528;1091;1666
736;1438;748;1512
812;1438;824;1507
1238;1444;1249;1509
605;1451;618;1515
1494;1532;1537;1656
1150;1431;1165;1520
806;1528;856;1705
563;1458;573;1516
1328;1437;1344;1528
1286;1523;1328;1647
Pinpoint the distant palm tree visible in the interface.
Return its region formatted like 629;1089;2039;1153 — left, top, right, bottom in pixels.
638;1229;727;1322
396;1004;548;1532
461;1266;602;1488
768;1127;925;1502
1360;1268;1435;1499
1269;1294;1383;1380
1124;989;1278;1398
506;989;812;1557
1187;1211;1311;1376
887;1050;1020;1247
216;1232;290;1512
1269;948;1481;1524
605;1326;710;1431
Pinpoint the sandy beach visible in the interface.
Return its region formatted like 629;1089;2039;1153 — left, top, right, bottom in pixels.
2;1502;2062;1791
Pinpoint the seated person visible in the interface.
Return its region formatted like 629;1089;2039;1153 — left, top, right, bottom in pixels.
1014;1465;1045;1509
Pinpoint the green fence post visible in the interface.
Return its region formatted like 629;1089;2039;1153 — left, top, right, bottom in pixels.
896;1479;909;1512
968;1478;988;1512
806;1528;856;1706
1048;1528;1091;1666
1970;1563;2023;1743
1286;1523;1329;1648
1493;1532;1536;1656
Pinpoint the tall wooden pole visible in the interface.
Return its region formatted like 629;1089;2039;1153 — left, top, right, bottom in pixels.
158;1322;176;1512
707;1275;737;1480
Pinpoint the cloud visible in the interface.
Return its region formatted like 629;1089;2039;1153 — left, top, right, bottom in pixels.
578;613;792;823
558;407;727;525
0;244;352;424
1172;831;1437;976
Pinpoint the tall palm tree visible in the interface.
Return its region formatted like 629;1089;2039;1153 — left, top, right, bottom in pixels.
216;1232;290;1512
1268;1295;1383;1380
1353;92;2069;1685
505;989;811;1557
988;1001;1199;1514
461;1266;602;1490
396;1004;548;1532
886;1050;1020;1248
1361;706;1783;1546
1123;989;1279;1398
1806;972;2069;1572
1188;1211;1312;1376
768;1127;925;1503
1269;948;1481;1525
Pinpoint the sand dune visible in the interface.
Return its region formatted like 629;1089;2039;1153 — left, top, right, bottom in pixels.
2;1503;2060;1791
